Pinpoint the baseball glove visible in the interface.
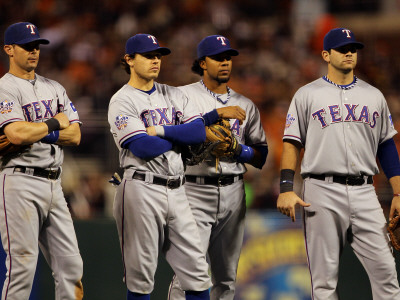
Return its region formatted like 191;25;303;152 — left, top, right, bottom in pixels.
0;135;27;157
183;119;241;167
205;119;241;158
388;215;400;251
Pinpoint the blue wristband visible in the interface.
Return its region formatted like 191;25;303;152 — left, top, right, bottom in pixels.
41;130;59;144
202;109;219;126
237;144;254;163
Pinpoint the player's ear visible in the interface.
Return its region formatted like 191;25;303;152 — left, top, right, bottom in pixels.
199;59;207;70
3;45;13;56
124;54;134;66
321;50;330;63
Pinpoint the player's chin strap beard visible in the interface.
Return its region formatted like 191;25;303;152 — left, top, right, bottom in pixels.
200;79;231;104
217;77;230;84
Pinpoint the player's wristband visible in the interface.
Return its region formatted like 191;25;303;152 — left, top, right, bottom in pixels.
45;118;60;133
280;169;295;193
202;109;219;126
41;130;59;144
236;144;253;163
394;194;400;197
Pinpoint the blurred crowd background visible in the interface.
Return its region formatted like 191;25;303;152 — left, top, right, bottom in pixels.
1;0;400;219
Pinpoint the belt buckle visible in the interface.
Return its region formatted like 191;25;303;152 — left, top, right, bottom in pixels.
167;178;178;189
48;169;58;180
217;176;227;187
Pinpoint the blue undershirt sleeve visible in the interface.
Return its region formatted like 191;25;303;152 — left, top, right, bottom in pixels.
163;119;205;145
236;144;268;167
254;144;268;167
236;144;254;163
202;109;219;126
377;138;400;179
122;134;173;159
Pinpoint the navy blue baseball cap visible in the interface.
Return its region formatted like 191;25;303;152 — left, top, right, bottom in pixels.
4;22;49;45
125;34;171;56
197;35;239;59
323;28;364;51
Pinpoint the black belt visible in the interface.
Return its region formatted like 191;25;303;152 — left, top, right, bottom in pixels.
132;172;184;189
308;174;373;186
14;166;61;180
185;174;243;187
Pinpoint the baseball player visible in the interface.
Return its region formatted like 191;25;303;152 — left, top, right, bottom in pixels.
0;22;83;299
108;34;212;300
277;28;400;300
168;35;268;300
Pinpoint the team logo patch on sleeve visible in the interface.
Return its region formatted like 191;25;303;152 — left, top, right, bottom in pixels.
285;113;296;128
0;100;14;114
115;114;129;130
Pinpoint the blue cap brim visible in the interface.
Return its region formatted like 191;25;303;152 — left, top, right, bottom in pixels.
13;38;50;45
327;41;364;51
136;47;171;56
199;48;239;59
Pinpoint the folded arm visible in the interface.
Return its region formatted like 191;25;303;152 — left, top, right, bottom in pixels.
122;134;173;159
147;119;206;145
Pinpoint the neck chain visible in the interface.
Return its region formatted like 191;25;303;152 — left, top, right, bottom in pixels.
323;75;358;90
200;80;231;104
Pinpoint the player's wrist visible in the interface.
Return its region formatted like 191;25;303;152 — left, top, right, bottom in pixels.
154;126;165;137
280;169;295;193
44;118;60;133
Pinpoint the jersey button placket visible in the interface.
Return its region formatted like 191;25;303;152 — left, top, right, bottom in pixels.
342;90;352;173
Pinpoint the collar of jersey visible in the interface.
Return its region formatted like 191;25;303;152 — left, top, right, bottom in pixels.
323;75;358;90
135;84;156;95
28;77;37;85
200;80;230;104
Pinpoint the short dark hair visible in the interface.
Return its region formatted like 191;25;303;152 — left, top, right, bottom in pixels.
120;54;135;74
191;58;204;76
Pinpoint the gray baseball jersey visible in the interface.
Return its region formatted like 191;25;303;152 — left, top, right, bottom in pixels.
169;81;267;300
0;73;81;169
283;76;400;300
108;82;202;176
284;77;397;176
179;81;267;176
0;72;83;300
108;82;211;294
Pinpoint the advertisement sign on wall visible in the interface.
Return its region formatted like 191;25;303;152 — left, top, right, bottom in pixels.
235;211;311;300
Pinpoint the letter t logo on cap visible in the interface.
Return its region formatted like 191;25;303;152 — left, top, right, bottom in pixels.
217;36;227;45
342;29;351;38
26;24;36;34
148;35;157;44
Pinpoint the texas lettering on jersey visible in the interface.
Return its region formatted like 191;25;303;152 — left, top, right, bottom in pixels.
230;119;241;136
21;99;64;122
140;107;183;127
312;103;380;129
